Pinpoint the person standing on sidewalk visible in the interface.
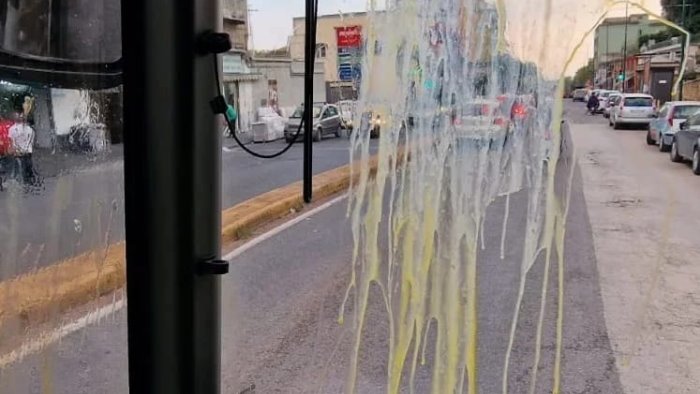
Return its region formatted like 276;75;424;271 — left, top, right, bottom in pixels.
0;116;13;191
9;109;36;186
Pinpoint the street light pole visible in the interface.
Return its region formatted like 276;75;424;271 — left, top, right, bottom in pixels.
622;1;629;92
606;26;610;89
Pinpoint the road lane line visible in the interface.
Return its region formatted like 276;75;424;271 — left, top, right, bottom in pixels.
0;297;126;369
0;193;348;368
223;193;348;261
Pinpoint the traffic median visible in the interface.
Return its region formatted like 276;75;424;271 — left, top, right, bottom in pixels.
0;150;397;333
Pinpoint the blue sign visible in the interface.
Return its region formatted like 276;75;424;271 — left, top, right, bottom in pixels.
337;45;362;82
338;65;361;82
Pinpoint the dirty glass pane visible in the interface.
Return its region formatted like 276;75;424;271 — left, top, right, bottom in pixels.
225;0;700;393
0;2;126;393
0;0;121;62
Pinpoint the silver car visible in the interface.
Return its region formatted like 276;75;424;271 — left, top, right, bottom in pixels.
670;111;700;175
603;93;622;118
598;91;620;116
647;101;700;151
609;94;656;129
284;103;344;142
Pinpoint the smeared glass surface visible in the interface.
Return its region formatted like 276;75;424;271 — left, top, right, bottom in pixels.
342;1;682;392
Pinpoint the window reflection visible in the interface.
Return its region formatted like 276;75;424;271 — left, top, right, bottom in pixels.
0;0;121;63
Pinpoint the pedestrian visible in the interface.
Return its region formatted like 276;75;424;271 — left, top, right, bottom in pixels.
0;116;12;191
9;109;36;186
587;92;599;115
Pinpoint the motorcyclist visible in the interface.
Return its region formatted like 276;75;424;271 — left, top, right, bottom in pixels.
587;92;599;115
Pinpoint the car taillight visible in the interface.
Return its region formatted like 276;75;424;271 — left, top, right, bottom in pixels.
494;117;506;126
512;104;527;118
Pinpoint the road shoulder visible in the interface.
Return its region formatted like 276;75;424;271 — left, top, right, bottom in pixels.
572;123;700;393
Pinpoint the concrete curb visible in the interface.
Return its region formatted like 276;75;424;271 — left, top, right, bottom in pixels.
0;153;388;332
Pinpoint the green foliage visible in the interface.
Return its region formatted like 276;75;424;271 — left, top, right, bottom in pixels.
253;47;289;58
638;29;674;48
573;58;594;87
661;0;700;34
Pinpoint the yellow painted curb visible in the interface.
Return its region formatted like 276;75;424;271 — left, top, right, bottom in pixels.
0;153;389;332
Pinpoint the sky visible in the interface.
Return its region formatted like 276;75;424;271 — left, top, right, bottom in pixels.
248;0;663;75
248;0;372;50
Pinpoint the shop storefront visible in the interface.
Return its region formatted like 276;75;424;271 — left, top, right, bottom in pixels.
223;52;256;135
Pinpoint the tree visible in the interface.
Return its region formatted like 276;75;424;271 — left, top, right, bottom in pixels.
573;58;594;87
661;0;700;34
564;76;574;95
638;30;674;48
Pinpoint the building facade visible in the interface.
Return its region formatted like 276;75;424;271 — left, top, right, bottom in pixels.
288;2;497;103
222;0;249;51
289;12;371;102
594;14;666;66
637;38;700;103
221;0;256;135
249;58;326;111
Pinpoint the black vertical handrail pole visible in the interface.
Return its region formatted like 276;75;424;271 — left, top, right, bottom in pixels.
303;0;317;203
122;0;222;393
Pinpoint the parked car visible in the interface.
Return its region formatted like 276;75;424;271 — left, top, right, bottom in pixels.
670;112;700;174
597;90;620;114
572;89;587;102
609;94;656;129
603;93;622;118
648;101;700;152
284;103;343;143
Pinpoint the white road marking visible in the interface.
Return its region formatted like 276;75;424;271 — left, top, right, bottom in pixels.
0;192;347;368
223;193;348;261
0;297;126;369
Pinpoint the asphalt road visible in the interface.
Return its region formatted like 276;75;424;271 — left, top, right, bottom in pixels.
0;101;627;393
0;137;376;280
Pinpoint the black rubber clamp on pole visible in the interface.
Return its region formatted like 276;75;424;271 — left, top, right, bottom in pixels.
197;259;230;275
196;30;232;55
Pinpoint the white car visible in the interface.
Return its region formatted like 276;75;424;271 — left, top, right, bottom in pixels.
598;90;621;115
609;94;656;129
603;93;622;118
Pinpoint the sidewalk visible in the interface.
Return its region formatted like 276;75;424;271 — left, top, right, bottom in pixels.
572;123;700;393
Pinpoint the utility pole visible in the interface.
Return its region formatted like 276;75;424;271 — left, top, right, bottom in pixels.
606;25;610;89
679;0;688;100
622;1;629;92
